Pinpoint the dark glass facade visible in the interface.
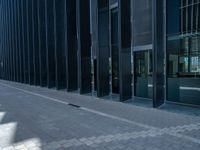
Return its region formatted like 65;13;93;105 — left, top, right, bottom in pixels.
132;0;152;46
0;0;199;108
167;0;200;105
134;50;153;99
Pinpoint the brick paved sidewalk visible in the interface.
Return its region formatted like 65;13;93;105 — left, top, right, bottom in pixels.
0;80;200;150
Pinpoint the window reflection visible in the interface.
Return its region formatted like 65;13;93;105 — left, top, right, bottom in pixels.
132;0;152;46
167;36;200;105
134;50;152;99
167;0;200;106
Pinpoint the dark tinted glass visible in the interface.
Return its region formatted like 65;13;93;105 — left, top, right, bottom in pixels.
134;50;153;99
111;8;119;94
167;36;200;105
132;0;152;46
182;0;187;6
198;3;200;30
167;0;180;35
167;0;200;106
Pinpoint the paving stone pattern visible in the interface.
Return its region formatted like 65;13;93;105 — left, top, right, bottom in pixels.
0;80;200;150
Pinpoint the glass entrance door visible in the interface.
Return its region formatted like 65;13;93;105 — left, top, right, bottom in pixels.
111;8;119;94
134;50;153;99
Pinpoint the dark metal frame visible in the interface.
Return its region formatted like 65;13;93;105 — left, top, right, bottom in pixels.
45;0;56;88
96;0;110;97
76;0;92;94
54;0;67;90
152;0;165;107
38;0;48;87
118;0;132;101
32;0;40;85
66;0;78;91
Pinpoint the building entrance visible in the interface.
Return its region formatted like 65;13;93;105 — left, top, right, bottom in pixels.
134;50;153;99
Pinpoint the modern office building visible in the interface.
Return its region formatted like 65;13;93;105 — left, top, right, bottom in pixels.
0;0;199;108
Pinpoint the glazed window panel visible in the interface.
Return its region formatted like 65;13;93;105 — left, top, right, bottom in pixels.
132;0;152;46
167;36;200;105
167;0;200;105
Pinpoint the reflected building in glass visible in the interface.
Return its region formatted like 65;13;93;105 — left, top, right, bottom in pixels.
0;0;199;108
167;0;200;105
